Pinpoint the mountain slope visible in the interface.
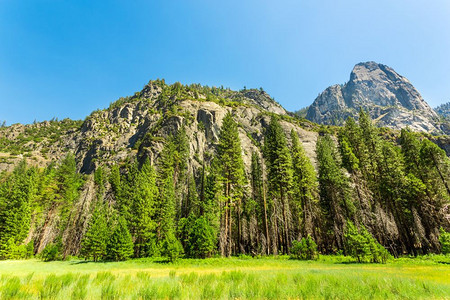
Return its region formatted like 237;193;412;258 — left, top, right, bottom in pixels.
0;79;449;260
306;62;446;134
0;80;317;174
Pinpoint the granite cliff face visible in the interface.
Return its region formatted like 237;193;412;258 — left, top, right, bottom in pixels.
0;81;317;175
307;62;446;134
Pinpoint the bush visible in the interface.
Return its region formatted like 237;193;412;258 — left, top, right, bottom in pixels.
290;236;318;260
40;243;62;262
345;221;391;263
187;216;216;258
161;234;183;262
0;239;34;260
439;227;450;254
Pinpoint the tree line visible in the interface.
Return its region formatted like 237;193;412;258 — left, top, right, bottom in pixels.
0;110;449;261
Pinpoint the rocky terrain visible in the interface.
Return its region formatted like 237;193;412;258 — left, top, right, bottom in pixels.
306;62;448;134
1;78;449;259
0;81;318;175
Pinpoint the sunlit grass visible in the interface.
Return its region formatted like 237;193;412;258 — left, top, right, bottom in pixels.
0;256;449;299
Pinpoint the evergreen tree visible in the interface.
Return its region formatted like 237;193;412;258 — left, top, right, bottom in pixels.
345;221;371;263
345;221;390;263
264;116;293;254
94;166;106;201
358;109;382;185
109;164;122;197
0;161;37;259
378;141;419;254
399;129;422;177
160;232;184;262
251;152;270;254
290;129;319;239
420;139;450;196
56;153;83;204
316;135;354;252
107;216;134;261
217;112;246;256
186;216;216;258
131;159;158;257
158;170;183;260
80;206;108;261
338;133;360;173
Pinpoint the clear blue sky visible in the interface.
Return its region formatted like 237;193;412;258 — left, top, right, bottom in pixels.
1;0;449;125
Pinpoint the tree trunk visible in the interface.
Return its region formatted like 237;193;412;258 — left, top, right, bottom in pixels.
262;180;270;255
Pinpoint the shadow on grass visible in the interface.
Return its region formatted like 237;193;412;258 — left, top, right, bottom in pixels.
338;261;373;265
69;260;115;265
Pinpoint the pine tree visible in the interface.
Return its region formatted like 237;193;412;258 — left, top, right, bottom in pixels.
251;152;270;254
94;166;105;201
217;112;246;256
131;159;158;257
80;206;108;261
358;109;382;187
342;117;368;174
338;132;360;173
186;216;216;258
378;141;419;255
0;161;37;259
157;133;185;260
316;135;354;252
399;129;422;177
264;116;293;254
420;139;450;197
158;170;183;260
345;221;371;263
107;216;134;261
290;129;319;239
56;153;83;204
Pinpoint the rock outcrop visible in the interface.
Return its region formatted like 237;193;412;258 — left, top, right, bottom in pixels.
0;81;316;175
307;62;447;134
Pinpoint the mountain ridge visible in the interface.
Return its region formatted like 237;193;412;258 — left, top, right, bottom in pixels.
306;61;448;134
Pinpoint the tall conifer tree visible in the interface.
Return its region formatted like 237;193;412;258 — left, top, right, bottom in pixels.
217;112;246;256
263;116;293;253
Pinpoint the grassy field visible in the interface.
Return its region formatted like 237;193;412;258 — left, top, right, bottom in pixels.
0;256;449;299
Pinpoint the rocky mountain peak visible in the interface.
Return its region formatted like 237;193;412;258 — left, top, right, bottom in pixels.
307;62;445;134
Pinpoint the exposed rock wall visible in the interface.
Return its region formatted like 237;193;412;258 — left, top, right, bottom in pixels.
307;62;446;134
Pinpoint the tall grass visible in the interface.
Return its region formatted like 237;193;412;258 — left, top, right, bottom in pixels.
0;257;448;299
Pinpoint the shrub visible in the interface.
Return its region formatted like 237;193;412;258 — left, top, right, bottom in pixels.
345;221;391;263
187;216;216;258
161;233;183;262
439;227;450;254
40;243;62;262
0;239;34;260
290;235;318;260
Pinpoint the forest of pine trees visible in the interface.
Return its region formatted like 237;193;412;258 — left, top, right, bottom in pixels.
0;110;449;261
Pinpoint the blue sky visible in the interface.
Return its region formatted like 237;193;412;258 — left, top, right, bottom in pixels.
1;0;449;125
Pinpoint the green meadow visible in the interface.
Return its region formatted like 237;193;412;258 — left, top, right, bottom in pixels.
0;256;449;299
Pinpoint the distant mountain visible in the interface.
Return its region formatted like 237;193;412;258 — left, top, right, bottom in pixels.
306;62;448;134
435;102;450;119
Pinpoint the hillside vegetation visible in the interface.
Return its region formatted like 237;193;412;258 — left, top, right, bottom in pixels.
0;81;449;262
